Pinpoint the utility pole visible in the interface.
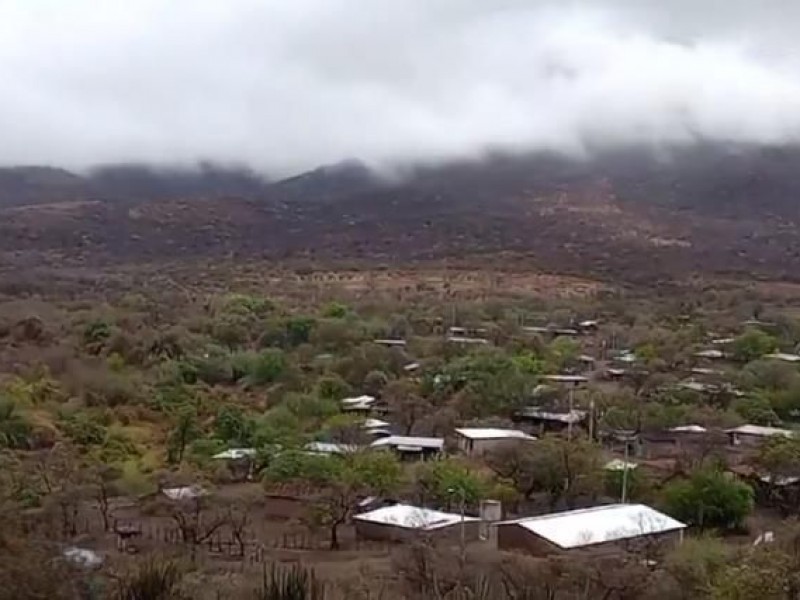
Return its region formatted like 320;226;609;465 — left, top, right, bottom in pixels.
448;486;467;589
621;441;630;504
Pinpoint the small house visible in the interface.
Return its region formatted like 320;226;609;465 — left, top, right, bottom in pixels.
374;339;407;348
725;424;794;447
341;395;377;413
354;503;480;543
304;442;359;456
454;428;536;456
370;435;444;460
765;353;800;364
161;485;207;502
495;504;685;557
513;407;587;435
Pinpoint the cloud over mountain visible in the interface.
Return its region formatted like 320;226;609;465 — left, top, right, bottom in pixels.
2;0;800;175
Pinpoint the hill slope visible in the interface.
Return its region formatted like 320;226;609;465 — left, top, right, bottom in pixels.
1;144;799;282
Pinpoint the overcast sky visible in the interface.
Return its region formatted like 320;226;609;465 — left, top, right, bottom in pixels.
2;0;800;175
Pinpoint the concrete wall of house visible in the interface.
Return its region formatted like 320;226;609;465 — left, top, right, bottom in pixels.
460;438;532;456
356;520;481;544
496;524;561;556
497;524;683;557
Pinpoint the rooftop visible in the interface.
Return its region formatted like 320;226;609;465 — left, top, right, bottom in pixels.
370;435;444;451
545;374;589;384
725;424;794;437
765;353;800;363
517;407;587;424
305;441;359;455
455;428;536;441
373;339;407;347
447;336;490;345
668;425;707;433
695;349;725;359
162;485;207;501
212;448;256;460
354;503;479;530
498;504;685;549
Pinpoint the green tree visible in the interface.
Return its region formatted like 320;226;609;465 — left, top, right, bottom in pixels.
486;436;603;508
709;547;794;600
414;458;487;508
662;467;754;531
0;399;32;449
733;394;781;426
213;406;254;446
264;450;402;549
244;349;287;386
547;337;580;371
322;302;349;319
167;408;201;465
285;316;316;347
315;375;351;401
732;329;777;363
754;435;800;516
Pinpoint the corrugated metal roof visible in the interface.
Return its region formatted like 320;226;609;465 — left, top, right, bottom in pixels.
766;353;800;363
500;504;685;549
354;503;479;530
212;448;256;460
669;425;707;433
370;435;444;450
725;424;794;437
455;428;535;441
305;442;358;455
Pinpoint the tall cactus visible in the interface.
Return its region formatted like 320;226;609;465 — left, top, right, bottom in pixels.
252;563;326;600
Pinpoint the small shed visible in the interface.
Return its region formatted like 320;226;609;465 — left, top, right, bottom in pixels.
514;407;587;435
454;428;536;456
725;424;794;447
495;504;685;557
354;504;480;543
370;435;444;460
341;395;377;413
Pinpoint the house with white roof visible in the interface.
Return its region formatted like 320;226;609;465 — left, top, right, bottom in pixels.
304;441;359;456
454;428;536;456
370;435;444;460
212;448;257;461
495;504;686;556
725;424;794;447
354;503;481;542
341;395;376;412
765;353;800;363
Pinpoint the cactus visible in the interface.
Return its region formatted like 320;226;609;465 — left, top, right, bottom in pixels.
252;563;326;600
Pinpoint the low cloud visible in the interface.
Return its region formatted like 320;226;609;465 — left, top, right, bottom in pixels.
2;0;800;175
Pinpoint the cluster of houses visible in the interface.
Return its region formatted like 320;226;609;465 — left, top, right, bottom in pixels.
193;320;800;557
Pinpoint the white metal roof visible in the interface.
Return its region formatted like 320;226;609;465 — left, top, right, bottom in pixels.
604;459;638;471
725;424;794;437
370;435;444;450
374;339;407;347
669;425;707;433
695;349;725;359
341;395;376;405
212;448;256;460
545;375;589;384
500;504;685;549
518;407;587;424
446;336;490;345
162;485;207;501
354;503;479;530
766;353;800;363
305;442;358;455
363;418;391;429
455;428;535;441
